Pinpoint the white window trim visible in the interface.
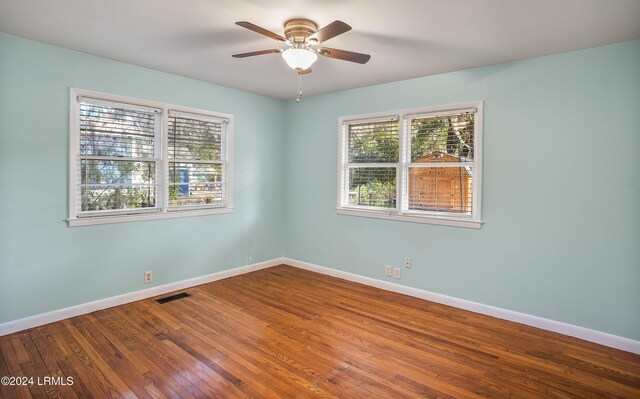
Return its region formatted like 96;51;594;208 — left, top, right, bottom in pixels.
68;88;234;227
336;101;483;229
166;109;229;213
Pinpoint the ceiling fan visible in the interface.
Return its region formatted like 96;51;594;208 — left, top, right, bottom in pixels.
232;19;371;74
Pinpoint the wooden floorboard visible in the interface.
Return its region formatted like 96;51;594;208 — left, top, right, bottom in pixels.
1;265;639;398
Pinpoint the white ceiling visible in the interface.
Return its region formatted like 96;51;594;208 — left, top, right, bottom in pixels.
1;0;639;99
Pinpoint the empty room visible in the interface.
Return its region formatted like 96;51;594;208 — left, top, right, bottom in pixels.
1;0;639;397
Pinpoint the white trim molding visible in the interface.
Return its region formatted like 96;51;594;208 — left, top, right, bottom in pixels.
283;257;640;355
336;208;483;229
68;87;234;227
68;207;234;227
336;101;483;229
2;256;638;355
0;258;285;337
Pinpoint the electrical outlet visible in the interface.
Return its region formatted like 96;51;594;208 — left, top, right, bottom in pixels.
385;265;392;277
394;267;401;279
144;271;152;284
404;257;412;268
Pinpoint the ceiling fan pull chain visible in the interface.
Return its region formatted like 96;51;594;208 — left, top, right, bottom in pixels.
296;71;303;103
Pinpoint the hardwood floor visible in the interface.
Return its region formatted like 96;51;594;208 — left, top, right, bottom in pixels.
1;265;639;398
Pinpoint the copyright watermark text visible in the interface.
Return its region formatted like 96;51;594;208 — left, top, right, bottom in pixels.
1;376;74;386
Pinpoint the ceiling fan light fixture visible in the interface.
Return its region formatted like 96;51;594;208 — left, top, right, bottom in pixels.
282;47;318;70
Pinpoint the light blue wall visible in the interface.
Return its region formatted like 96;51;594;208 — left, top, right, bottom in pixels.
2;32;639;342
283;40;640;340
0;33;287;323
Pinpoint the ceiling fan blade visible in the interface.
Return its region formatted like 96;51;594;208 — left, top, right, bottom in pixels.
308;20;351;44
232;49;283;58
235;21;286;42
318;47;371;64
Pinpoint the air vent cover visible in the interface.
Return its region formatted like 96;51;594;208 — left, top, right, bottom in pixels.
156;292;191;304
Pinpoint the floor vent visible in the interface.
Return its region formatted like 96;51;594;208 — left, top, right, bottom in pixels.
156;292;191;304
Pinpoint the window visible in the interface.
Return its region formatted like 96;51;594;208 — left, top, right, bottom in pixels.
69;89;233;226
344;118;399;209
168;112;226;209
337;102;482;228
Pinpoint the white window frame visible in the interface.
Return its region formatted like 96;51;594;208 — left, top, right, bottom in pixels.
166;110;229;212
337;101;483;229
68;88;233;227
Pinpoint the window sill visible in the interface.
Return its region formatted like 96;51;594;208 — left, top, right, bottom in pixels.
336;207;483;229
68;207;233;227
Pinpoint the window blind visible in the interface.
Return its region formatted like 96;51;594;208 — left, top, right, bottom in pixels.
348;119;399;163
344;119;399;208
168;112;225;208
77;99;160;214
407;111;476;215
337;102;482;227
70;89;234;226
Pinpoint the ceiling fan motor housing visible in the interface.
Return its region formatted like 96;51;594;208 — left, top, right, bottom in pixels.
284;19;317;44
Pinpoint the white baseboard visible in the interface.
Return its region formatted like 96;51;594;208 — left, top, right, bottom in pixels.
0;257;285;337
2;256;638;355
284;257;640;355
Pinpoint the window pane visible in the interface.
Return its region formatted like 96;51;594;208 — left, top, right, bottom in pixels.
348;167;396;208
81;185;156;212
408;166;473;214
348;120;399;163
168;163;223;207
81;160;155;185
410;113;474;162
80;103;156;158
168;163;221;183
168;183;223;207
168;116;222;161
